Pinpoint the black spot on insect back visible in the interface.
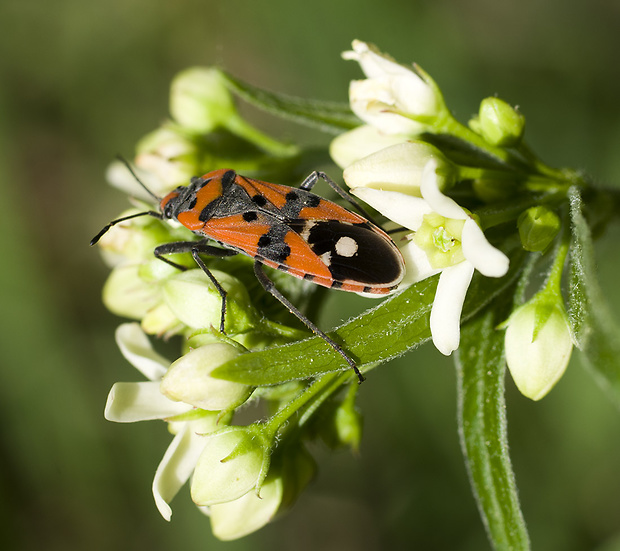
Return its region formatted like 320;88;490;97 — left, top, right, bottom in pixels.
258;234;271;248
305;195;321;208
252;194;268;207
257;225;292;263
243;211;258;222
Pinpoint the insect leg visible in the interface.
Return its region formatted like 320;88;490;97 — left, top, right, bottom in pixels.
253;261;364;384
298;171;378;224
154;240;238;333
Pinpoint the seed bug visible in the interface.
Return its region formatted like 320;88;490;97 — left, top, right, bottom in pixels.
91;164;406;382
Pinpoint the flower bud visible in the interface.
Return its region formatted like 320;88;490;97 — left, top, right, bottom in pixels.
141;302;181;336
191;426;271;506
319;397;363;452
504;299;573;400
343;141;454;196
96;211;173;266
163;269;256;333
209;472;283;540
135;127;200;191
103;264;162;320
329;125;409;169
170;67;238;133
478;97;525;147
517;206;561;252
160;343;252;411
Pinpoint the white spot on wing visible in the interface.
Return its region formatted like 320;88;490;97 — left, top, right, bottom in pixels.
335;236;358;258
299;221;314;242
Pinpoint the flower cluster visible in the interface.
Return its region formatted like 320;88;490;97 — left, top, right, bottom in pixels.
332;40;575;398
94;40;595;541
95;68;363;539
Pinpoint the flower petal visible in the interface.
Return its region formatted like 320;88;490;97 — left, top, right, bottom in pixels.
430;262;474;355
461;219;509;278
342;40;414;79
115;323;169;381
351;187;431;230
343;142;441;195
329;125;409;169
397;238;442;286
104;381;192;422
420;159;467;220
153;416;216;521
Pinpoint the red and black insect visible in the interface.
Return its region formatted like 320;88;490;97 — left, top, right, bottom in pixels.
91;167;405;382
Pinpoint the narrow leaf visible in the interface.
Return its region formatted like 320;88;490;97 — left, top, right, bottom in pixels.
456;303;530;551
221;71;360;134
569;186;620;406
214;276;437;385
214;243;526;385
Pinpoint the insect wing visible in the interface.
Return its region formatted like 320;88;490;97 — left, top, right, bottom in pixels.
200;210;404;294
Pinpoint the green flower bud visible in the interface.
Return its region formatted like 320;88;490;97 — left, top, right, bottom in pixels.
518;206;561;252
317;389;363;452
191;426;271;506
170;67;238;133
163;269;256;333
504;298;573;400
160;343;252;411
478;97;525;147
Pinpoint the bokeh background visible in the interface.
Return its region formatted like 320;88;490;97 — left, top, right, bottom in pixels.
2;0;620;549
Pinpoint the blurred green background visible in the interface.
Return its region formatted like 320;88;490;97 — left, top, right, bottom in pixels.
2;0;620;549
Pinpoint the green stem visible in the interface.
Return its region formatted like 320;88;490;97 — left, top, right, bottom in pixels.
262;371;351;438
475;191;566;230
543;221;571;297
437;115;521;168
516;141;566;180
458;166;560;189
225;113;299;158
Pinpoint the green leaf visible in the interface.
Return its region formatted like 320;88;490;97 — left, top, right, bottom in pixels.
221;71;360;134
214;276;436;385
569;186;620;406
456;302;530;551
213;241;526;385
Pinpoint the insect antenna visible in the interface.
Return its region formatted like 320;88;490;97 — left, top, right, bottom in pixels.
90;156;163;246
115;154;161;203
90;210;162;246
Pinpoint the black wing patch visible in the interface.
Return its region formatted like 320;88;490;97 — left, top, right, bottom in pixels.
304;220;402;285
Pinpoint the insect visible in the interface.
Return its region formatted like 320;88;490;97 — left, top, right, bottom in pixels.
91;166;406;382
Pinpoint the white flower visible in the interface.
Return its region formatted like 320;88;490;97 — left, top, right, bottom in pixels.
342;40;443;135
504;298;573;400
104;323;241;521
351;159;509;355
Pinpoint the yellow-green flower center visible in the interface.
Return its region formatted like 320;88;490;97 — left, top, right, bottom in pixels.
413;213;466;268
